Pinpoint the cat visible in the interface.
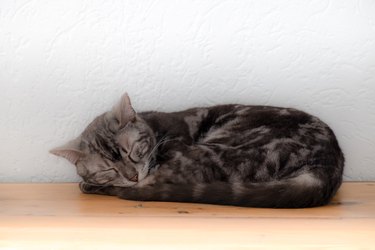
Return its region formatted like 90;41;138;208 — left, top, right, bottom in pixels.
50;93;344;208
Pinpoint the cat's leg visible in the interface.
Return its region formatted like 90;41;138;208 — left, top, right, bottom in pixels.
79;181;170;202
111;148;226;202
114;182;194;202
78;181;161;201
79;178;229;204
78;180;153;199
79;182;120;196
80;172;196;202
111;170;210;202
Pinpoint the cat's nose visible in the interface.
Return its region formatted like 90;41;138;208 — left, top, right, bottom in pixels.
129;174;138;182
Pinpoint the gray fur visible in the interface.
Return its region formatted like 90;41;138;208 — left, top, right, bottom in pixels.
51;93;344;208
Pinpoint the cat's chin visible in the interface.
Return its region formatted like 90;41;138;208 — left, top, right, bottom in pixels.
137;169;148;183
136;162;152;183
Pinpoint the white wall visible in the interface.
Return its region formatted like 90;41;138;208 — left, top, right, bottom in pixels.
1;0;375;182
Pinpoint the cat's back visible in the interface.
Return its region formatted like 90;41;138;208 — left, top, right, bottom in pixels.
142;103;343;183
141;103;339;148
194;104;335;144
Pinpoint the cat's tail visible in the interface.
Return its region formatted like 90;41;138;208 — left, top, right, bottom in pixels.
116;169;342;208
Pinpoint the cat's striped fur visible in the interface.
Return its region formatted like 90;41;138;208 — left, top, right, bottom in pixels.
51;93;344;208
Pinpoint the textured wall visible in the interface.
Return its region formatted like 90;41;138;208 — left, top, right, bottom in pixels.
1;0;375;182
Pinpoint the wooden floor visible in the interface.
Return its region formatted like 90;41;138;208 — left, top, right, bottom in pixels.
0;183;375;249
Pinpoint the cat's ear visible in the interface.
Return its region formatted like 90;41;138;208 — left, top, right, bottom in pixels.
50;137;85;165
113;92;136;127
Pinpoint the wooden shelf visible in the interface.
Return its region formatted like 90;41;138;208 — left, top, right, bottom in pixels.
1;182;375;249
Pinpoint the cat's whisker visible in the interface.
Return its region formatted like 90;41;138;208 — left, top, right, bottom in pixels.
147;136;174;160
144;136;178;172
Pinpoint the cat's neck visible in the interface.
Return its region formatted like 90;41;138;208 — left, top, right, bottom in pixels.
139;111;194;144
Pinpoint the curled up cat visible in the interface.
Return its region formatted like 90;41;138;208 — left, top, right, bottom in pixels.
50;93;344;208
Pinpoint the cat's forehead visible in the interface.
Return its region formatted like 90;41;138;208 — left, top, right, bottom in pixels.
81;114;119;143
80;119;121;160
83;113;116;133
119;124;141;137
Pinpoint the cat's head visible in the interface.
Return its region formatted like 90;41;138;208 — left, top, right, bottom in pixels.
50;93;156;187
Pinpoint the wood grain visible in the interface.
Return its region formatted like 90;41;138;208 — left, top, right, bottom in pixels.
1;182;374;249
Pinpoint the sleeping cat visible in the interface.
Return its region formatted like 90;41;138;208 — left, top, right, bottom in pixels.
50;93;344;208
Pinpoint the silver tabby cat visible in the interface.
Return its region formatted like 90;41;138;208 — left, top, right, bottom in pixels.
51;93;344;208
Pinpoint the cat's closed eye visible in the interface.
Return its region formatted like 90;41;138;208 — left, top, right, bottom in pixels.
137;142;149;157
120;147;128;154
129;142;149;162
92;168;118;184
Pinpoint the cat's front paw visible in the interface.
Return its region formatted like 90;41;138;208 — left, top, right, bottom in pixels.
79;181;110;195
79;182;120;196
79;181;98;194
